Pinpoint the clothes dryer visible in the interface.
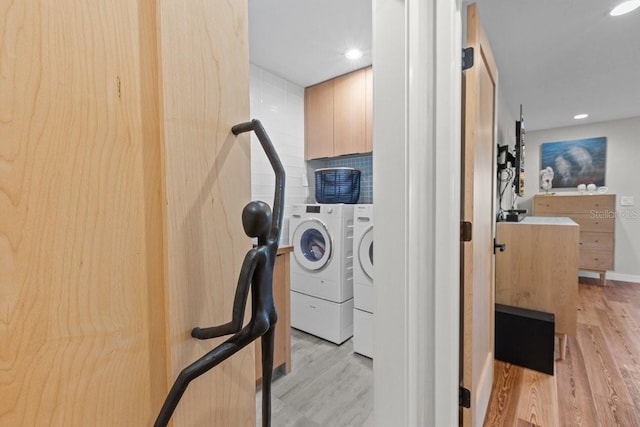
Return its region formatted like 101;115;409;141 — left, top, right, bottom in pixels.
289;204;354;344
353;204;373;358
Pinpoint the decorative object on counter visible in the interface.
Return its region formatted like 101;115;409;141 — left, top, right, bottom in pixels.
540;136;607;188
587;183;597;194
315;167;361;204
577;183;587;194
539;166;554;193
598;186;609;193
155;119;285;427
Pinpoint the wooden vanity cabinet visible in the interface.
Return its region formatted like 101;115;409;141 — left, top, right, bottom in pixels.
496;217;579;359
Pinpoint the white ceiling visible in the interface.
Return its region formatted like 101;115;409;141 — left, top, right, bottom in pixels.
249;0;640;131
248;0;372;88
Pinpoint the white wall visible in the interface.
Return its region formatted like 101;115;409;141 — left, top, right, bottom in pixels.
374;0;461;425
521;116;640;280
249;64;309;244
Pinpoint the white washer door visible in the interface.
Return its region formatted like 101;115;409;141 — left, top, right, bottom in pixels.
292;219;332;271
358;225;374;280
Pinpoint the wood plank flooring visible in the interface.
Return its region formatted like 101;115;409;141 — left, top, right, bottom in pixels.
256;329;373;426
256;279;640;426
485;279;640;427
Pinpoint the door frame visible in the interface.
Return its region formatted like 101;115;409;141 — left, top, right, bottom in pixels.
373;0;462;425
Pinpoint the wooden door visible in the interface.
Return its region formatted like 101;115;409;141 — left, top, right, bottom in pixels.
0;2;166;424
158;1;254;425
0;0;253;425
461;4;498;427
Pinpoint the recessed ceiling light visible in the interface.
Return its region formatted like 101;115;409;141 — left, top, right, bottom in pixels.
610;0;640;16
574;113;589;120
344;48;363;60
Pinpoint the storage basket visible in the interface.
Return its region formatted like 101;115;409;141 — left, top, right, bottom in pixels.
315;167;361;204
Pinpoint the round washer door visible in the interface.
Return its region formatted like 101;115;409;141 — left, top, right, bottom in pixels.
292;219;332;271
358;225;374;280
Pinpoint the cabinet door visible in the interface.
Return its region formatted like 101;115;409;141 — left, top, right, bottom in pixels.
365;66;373;152
334;68;367;156
255;252;291;381
305;80;334;159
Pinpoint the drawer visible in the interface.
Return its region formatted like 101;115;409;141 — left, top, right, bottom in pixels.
568;214;615;233
533;195;615;214
290;291;353;344
579;250;614;271
579;232;614;252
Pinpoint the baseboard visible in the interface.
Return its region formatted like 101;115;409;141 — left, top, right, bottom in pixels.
606;272;640;284
579;270;640;284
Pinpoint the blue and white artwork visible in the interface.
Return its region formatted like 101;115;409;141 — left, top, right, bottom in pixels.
540;137;607;188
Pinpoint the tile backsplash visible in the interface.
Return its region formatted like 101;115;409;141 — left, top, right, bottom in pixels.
307;153;373;204
249;63;374;247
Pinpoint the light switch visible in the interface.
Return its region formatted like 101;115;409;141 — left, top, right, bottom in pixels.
621;196;634;206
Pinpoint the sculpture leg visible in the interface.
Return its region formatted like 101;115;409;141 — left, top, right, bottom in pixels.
155;329;254;427
261;325;276;427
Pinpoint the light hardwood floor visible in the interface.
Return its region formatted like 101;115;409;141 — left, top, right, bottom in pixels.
256;329;373;426
485;279;640;426
258;280;640;426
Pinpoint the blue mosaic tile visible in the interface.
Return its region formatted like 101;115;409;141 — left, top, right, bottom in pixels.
312;153;373;203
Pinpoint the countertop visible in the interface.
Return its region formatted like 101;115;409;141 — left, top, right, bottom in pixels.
502;216;578;226
277;245;293;255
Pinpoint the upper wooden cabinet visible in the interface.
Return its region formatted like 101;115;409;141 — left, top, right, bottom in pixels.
304;66;372;159
365;66;373;152
305;79;334;160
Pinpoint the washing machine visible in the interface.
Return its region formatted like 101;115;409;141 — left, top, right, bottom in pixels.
289;203;354;344
353;204;373;358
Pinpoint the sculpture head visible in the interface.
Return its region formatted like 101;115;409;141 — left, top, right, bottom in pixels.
242;201;272;239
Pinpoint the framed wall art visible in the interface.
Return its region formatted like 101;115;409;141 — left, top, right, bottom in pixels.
540;136;607;189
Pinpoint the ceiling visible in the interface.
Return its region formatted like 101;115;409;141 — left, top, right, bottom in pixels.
249;0;640;131
248;0;372;89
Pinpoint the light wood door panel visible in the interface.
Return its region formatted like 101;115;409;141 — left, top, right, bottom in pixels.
158;0;254;425
462;4;498;427
0;1;165;424
0;1;254;425
334;69;367;156
305;80;334;159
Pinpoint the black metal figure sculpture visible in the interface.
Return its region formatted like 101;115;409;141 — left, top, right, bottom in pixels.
154;119;285;427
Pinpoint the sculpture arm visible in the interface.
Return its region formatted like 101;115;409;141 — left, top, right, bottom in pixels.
232;119;286;243
191;250;259;340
